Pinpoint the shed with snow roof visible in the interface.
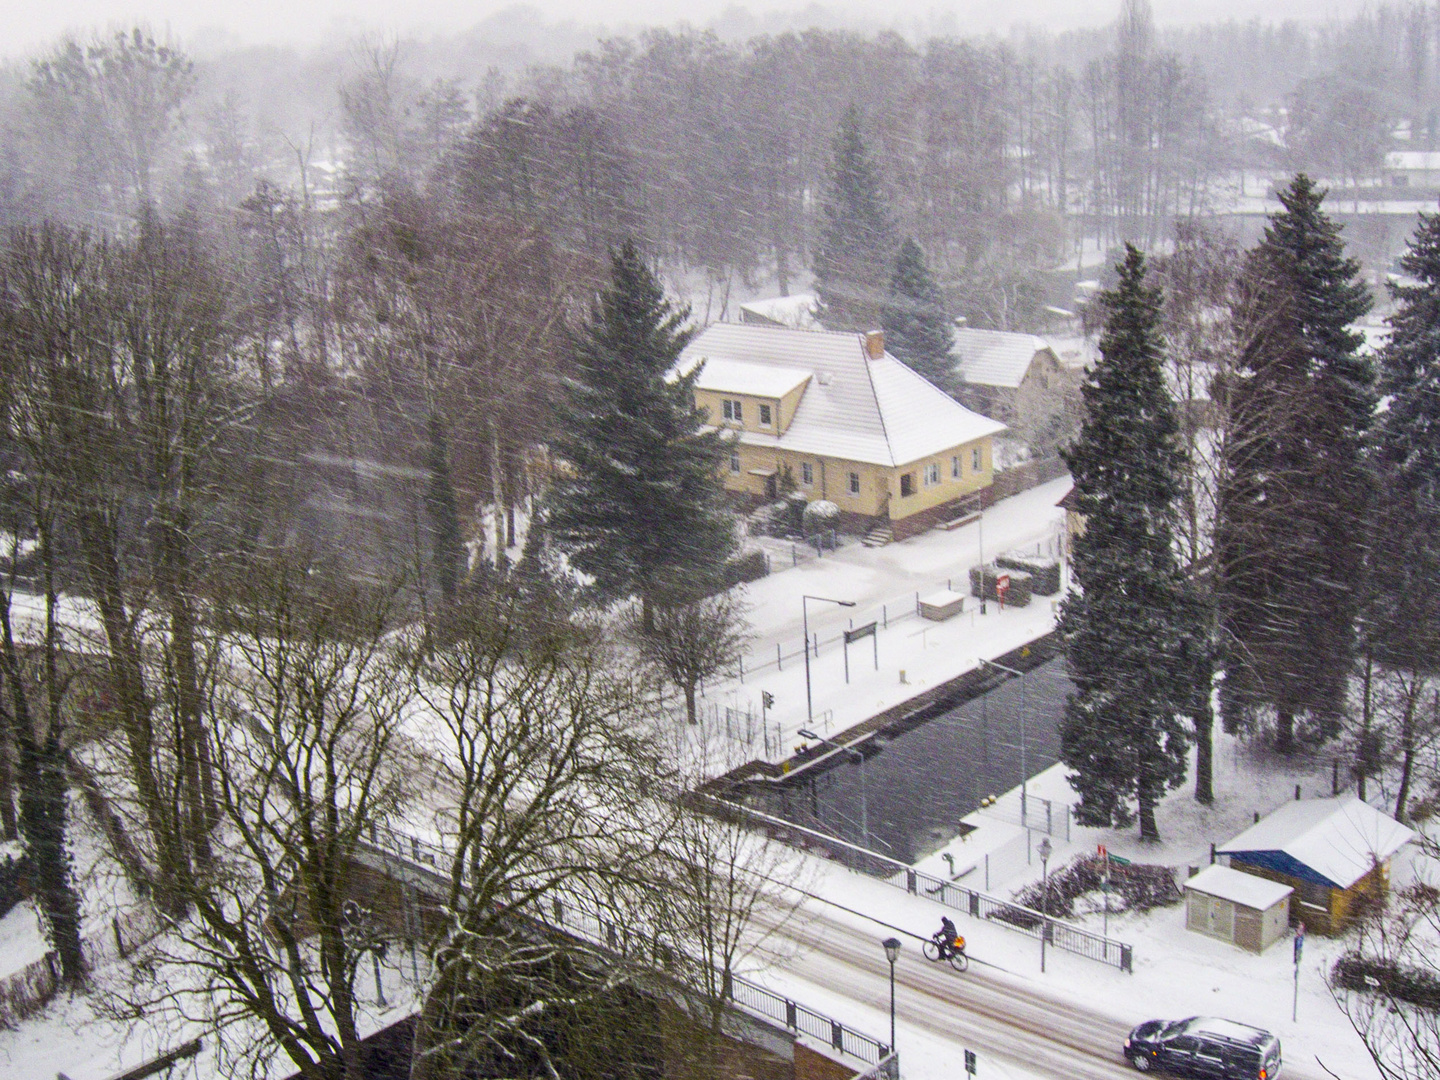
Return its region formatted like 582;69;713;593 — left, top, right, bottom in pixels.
1184;864;1292;953
1218;797;1414;935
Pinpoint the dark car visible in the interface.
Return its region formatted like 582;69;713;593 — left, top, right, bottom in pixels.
1124;1016;1281;1079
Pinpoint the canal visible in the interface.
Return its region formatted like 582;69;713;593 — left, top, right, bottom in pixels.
754;655;1072;863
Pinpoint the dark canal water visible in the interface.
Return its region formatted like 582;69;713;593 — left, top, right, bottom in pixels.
755;656;1072;863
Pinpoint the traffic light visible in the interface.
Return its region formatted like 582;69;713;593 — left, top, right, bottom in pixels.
761;691;775;709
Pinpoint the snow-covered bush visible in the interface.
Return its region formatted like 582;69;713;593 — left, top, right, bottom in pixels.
802;499;840;537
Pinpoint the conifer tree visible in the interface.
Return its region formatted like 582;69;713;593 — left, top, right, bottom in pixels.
1059;245;1209;841
813;105;897;331
1216;175;1373;752
1368;210;1440;818
882;237;954;388
545;241;736;623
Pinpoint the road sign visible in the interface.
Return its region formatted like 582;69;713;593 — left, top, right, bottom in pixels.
964;1048;977;1074
844;621;877;643
1294;924;1305;965
1108;853;1132;867
1097;844;1107;858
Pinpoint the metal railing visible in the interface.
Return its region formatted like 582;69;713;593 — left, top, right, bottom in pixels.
709;795;1133;973
728;975;892;1066
907;865;1130;971
363;821;896;1070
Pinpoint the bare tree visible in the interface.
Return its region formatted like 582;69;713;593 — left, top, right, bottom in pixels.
113;560;414;1080
26;28;195;224
650;795;803;1041
404;592;673;1080
1334;852;1440;1080
632;592;748;726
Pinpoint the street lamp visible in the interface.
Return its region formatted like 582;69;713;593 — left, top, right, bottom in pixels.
1037;836;1053;973
802;595;856;723
799;728;869;849
977;513;986;614
882;936;901;1052
978;657;1028;825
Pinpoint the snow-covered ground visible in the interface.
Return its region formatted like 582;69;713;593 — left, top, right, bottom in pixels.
684;477;1070;770
750;724;1433;1080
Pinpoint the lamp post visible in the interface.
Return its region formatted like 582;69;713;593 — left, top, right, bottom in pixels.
977;513;986;614
882;937;901;1052
800;727;869;849
1038;836;1053;973
802;595;856;723
978;657;1028;824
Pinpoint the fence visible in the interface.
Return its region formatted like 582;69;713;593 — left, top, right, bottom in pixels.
0;904;163;1027
729;973;893;1068
709;795;1133;973
985;793;1071;841
365;823;896;1072
903;865;1131;972
733;525;1066;691
696;702;833;756
542;887;894;1070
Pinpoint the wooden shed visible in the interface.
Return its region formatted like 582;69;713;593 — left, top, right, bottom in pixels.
1218;797;1414;936
1184;864;1292;953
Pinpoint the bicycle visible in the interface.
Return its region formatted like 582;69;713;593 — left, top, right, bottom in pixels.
922;931;969;972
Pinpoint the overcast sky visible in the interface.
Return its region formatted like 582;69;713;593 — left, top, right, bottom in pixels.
2;0;1372;61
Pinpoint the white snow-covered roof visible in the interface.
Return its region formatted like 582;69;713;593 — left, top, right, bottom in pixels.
738;292;823;331
952;328;1054;389
678;323;1006;468
1386;150;1440;171
691;357;812;398
1219;797;1415;890
1185;864;1292;910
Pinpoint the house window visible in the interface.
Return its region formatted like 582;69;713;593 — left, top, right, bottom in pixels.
900;473;914;497
730;452;741;474
951;455;961;478
801;462;814;486
924;463;941;487
972;447;982;471
722;399;744;422
848;471;860;495
759;403;773;426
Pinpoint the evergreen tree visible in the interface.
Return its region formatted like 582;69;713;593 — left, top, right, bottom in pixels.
813;105;897;331
882;238;954;388
545;241;736;622
1059;245;1209;841
1367;209;1440;818
1216;175;1374;752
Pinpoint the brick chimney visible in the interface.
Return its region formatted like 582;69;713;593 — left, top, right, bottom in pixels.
863;330;885;360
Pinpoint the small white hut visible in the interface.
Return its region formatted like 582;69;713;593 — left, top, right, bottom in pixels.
1184;864;1293;953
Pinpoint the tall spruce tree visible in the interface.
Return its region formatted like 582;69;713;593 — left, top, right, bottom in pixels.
1059;245;1209;841
545;241;736;622
1368;210;1440;818
882;238;954;388
1216;175;1374;752
813;105;897;331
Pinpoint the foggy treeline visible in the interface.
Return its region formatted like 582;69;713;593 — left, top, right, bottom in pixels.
5;3;1440;330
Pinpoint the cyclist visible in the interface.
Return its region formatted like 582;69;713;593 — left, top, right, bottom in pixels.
934;916;964;960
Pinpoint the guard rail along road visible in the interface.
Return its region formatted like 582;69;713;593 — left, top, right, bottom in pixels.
704;794;1133;973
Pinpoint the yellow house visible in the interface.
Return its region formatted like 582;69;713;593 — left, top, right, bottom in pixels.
677;323;1006;540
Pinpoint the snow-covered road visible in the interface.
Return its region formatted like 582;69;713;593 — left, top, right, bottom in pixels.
753;896;1332;1080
